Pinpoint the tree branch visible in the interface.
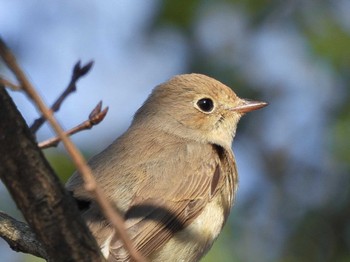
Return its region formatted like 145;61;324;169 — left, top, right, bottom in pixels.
0;76;20;90
0;37;145;262
30;60;94;133
0;86;103;261
39;101;108;149
0;211;47;259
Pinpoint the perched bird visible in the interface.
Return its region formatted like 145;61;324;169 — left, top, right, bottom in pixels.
66;74;267;262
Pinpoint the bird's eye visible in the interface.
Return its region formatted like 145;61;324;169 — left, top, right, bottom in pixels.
197;98;214;112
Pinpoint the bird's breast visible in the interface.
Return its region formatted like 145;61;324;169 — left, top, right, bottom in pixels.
150;193;226;262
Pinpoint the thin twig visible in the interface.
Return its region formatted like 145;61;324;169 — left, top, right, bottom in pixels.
39;101;109;149
0;75;20;90
30;60;94;133
0;37;146;262
0;211;47;259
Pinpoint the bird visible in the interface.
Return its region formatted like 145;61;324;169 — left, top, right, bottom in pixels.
66;73;267;262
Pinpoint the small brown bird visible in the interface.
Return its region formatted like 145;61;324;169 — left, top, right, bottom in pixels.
66;74;267;261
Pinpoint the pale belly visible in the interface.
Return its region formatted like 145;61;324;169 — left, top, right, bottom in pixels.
150;196;225;262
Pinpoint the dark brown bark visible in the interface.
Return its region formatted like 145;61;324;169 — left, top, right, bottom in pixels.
0;86;103;261
0;211;47;258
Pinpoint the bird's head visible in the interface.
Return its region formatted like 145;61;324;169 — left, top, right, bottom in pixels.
133;74;267;149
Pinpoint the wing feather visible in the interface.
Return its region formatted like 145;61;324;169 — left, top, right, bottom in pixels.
108;142;224;260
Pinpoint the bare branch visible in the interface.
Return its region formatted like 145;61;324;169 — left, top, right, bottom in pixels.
0;75;20;90
30;60;94;133
39;101;109;149
0;37;145;262
0;211;47;259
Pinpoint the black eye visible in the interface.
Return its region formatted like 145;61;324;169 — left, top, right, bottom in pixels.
197;98;214;112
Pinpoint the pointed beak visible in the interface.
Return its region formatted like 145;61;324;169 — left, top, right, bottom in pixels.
232;99;268;113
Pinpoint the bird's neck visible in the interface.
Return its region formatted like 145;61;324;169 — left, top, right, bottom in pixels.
129;119;234;154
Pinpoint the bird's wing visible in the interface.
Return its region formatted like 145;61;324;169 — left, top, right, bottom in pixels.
108;142;228;260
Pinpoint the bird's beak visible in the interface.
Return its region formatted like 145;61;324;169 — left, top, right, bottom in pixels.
232;99;268;113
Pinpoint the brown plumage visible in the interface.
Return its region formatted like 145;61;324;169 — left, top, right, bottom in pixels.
66;74;267;261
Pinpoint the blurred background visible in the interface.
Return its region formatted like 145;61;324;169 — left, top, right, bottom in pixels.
0;0;349;261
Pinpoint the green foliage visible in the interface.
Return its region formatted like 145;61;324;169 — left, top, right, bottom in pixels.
44;150;77;183
152;0;201;31
302;13;350;70
283;207;350;262
24;254;45;262
202;226;237;262
333;107;350;165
